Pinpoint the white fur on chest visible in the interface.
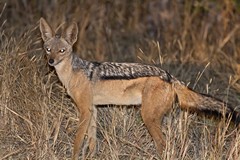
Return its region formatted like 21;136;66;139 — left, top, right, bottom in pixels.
55;62;72;88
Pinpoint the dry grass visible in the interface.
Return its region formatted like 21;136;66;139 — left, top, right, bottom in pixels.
0;0;240;159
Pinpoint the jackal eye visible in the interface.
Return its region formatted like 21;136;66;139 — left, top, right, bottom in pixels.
59;49;65;53
45;47;51;53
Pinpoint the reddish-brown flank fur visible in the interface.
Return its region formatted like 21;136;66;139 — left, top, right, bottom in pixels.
39;18;239;160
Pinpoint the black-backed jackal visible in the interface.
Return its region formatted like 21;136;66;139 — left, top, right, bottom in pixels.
39;18;240;159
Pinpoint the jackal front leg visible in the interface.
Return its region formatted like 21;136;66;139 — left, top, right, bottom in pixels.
72;107;92;160
82;105;97;158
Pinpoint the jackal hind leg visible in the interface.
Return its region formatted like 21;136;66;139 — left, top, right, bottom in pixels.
141;79;175;155
82;106;97;159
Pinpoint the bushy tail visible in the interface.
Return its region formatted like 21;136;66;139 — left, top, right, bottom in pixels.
173;81;240;125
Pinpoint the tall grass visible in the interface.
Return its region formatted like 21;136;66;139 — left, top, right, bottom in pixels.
0;0;240;159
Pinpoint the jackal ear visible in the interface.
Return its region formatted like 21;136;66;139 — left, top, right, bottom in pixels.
64;22;78;45
39;18;54;42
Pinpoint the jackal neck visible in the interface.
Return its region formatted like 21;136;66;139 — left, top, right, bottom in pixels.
54;55;72;87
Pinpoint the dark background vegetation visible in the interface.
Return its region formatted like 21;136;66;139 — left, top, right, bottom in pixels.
0;0;240;159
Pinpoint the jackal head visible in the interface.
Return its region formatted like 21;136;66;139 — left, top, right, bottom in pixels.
39;18;78;66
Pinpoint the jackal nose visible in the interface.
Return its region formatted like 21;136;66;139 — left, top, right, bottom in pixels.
48;59;54;65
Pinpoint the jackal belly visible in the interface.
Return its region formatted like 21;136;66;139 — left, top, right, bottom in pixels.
92;78;147;105
93;91;142;105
